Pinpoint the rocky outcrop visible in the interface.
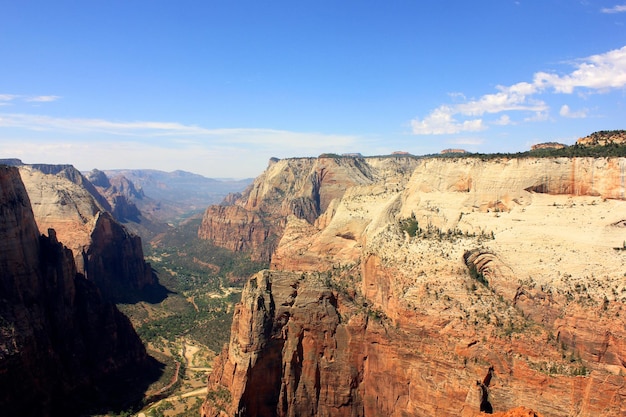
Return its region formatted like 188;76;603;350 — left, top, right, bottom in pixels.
203;154;626;416
442;148;468;154
86;169;171;241
198;156;421;262
202;270;358;417
0;166;159;416
531;142;567;151
83;211;155;300
576;130;626;147
86;169;143;222
18;164;157;302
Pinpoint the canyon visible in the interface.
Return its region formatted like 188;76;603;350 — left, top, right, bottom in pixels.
0;165;159;416
12;161;159;302
200;148;626;416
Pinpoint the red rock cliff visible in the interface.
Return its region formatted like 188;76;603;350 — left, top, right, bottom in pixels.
18;164;156;302
0;165;157;416
203;154;626;417
198;156;420;262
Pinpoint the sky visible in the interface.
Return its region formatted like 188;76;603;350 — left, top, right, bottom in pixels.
1;1;626;178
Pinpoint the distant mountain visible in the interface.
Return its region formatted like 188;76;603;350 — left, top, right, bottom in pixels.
103;169;252;223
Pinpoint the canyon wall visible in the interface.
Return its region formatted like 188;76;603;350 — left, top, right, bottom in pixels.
17;164;157;301
203;155;626;417
0;166;157;416
198;156;420;262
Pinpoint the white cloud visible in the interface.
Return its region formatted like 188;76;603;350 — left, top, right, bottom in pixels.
601;4;626;13
0;94;19;101
0;94;19;105
523;111;550;122
559;104;588;118
534;47;626;93
447;92;467;101
25;95;61;102
0;113;359;151
455;88;547;116
0;113;363;177
493;114;513;125
0;113;217;136
0;94;61;105
411;106;484;134
411;45;626;135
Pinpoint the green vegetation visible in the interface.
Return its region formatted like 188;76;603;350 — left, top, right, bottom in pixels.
467;263;489;288
135;295;238;352
147;216;267;286
398;215;494;242
128;217;267;351
433;133;626;159
399;214;420;237
203;386;232;414
118;215;270;415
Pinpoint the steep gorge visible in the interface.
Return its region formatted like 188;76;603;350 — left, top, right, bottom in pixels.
0;166;159;416
198;156;420;262
16;163;157;302
202;155;626;417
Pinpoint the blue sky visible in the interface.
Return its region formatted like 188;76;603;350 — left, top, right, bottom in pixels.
2;1;626;178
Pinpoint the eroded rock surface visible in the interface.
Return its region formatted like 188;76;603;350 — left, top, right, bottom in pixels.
198;156;420;262
18;164;156;301
203;155;626;416
0;166;157;416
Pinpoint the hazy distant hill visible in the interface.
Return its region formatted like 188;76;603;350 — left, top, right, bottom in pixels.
102;169;252;222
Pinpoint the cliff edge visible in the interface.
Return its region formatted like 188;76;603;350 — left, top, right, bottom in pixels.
0;166;160;416
202;154;626;417
17;163;158;302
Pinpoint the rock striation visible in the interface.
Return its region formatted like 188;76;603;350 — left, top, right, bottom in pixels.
17;163;157;302
0;165;158;416
198;156;421;262
203;154;626;416
86;169;144;222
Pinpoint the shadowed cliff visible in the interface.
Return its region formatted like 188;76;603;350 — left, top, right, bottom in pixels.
4;161;169;304
0;165;163;416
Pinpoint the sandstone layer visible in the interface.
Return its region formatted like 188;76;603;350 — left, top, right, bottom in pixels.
203;155;626;417
198;156;421;262
0;166;157;416
577;130;626;147
17;164;156;301
530;142;566;151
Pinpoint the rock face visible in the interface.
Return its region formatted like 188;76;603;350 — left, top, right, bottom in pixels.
84;211;155;300
198;156;421;262
86;169;143;222
530;142;567;151
86;168;172;244
16;164;157;301
0;166;156;416
576;130;626;147
203;155;626;417
441;148;468;154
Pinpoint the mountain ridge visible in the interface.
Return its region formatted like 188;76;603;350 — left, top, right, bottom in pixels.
201;150;626;416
